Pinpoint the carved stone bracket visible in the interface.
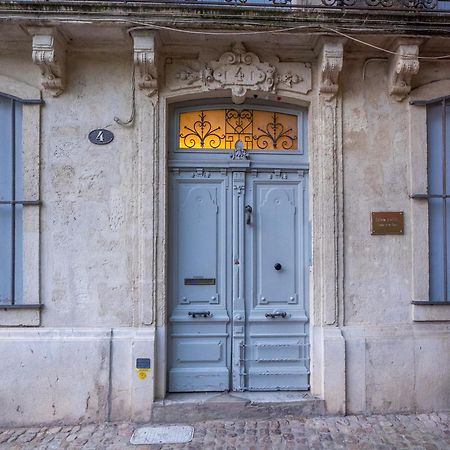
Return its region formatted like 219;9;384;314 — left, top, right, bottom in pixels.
389;41;420;101
166;42;312;103
319;40;344;99
132;31;158;97
28;27;66;97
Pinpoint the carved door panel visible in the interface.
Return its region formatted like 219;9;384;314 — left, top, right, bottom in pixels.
168;169;309;392
168;170;231;392
242;171;309;391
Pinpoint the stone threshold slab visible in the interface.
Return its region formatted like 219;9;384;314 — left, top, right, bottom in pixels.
152;391;325;423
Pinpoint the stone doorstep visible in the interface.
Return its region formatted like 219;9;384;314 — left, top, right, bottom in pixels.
151;391;326;424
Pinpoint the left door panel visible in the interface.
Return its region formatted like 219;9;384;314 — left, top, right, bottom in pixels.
168;171;231;392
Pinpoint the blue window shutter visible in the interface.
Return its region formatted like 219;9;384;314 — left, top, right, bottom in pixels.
427;101;450;301
0;95;23;304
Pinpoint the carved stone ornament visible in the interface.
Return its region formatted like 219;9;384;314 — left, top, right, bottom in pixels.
203;42;276;104
132;31;158;97
389;42;420;101
231;139;250;160
319;41;344;99
165;43;312;103
28;27;66;97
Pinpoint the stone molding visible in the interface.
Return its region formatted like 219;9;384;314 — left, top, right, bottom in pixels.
28;27;66;97
132;30;158;97
166;42;312;103
319;41;344;99
315;39;345;327
389;41;420;101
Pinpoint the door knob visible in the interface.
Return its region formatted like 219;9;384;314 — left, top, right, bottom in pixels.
274;263;282;271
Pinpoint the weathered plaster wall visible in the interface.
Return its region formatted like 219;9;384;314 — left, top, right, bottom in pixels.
0;34;449;426
41;52;136;327
343;57;411;326
0;48;156;426
341;56;450;414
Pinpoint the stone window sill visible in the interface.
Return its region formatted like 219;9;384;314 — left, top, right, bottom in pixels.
411;301;450;322
0;304;43;327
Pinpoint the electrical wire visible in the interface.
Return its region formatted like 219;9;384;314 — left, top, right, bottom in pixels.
2;10;450;59
126;21;450;60
114;63;136;127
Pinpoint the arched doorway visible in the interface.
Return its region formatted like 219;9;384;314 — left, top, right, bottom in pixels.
168;102;310;392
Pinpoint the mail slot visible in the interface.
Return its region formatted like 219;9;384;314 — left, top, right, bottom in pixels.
184;278;216;285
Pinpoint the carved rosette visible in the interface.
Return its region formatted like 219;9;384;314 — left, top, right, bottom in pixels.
319;41;344;99
166;43;311;103
389;42;420;101
132;31;158;97
28;27;66;97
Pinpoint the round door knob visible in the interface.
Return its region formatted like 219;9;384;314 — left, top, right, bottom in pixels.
274;263;282;271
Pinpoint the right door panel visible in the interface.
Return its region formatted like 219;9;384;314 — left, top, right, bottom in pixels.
244;171;309;390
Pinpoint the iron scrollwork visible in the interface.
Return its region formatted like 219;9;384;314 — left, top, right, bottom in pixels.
179;109;298;151
254;112;297;150
224;0;292;4
320;0;437;8
180;111;224;148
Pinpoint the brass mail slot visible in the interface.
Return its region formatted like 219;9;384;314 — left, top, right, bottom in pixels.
184;278;216;286
371;212;404;235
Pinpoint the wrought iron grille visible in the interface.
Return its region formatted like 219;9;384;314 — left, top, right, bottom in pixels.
321;0;437;8
179;108;298;150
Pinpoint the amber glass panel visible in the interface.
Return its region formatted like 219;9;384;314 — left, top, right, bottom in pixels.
179;109;298;150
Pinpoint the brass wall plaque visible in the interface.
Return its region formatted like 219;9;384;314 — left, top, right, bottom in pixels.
184;278;216;286
371;212;404;235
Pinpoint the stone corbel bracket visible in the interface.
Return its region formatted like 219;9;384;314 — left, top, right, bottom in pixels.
389;41;420;102
319;40;344;100
132;31;158;97
28;27;66;97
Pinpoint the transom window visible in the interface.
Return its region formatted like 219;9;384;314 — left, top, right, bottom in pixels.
178;108;299;151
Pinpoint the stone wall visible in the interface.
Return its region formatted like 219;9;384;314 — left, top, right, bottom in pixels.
0;28;449;426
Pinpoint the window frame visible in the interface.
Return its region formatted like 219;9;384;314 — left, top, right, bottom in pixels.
0;76;42;326
409;80;450;321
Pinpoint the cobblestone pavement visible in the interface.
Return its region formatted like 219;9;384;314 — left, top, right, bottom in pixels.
0;412;448;450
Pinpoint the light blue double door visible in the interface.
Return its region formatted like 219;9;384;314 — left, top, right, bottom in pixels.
169;168;309;392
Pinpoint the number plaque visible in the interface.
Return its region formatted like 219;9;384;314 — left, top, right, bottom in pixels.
88;129;114;145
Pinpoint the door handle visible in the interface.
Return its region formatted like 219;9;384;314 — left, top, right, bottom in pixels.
188;311;211;318
265;311;288;319
245;205;252;225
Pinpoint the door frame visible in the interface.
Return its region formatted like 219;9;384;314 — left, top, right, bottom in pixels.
149;85;346;414
165;99;310;393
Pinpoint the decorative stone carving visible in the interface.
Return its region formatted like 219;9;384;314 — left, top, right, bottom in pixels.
319;41;344;99
28;27;66;97
176;67;200;86
389;42;420;101
203;42;275;104
165;43;312;103
230;139;250;160
132;31;158;97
